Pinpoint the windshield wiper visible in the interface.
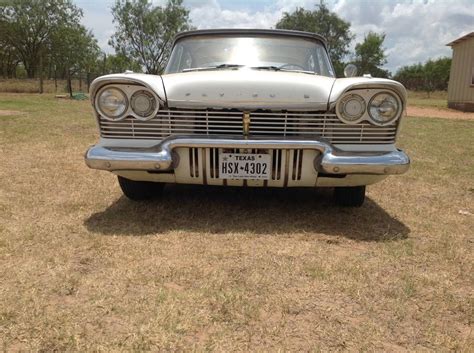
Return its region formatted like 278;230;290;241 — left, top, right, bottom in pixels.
252;65;317;75
252;65;281;71
182;64;243;72
183;64;316;74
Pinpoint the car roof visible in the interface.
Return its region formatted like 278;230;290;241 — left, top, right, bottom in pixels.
172;28;328;47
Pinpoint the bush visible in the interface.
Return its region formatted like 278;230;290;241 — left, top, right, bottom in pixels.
393;57;451;92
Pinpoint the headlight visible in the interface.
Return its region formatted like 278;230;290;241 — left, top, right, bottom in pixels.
337;94;365;123
97;87;128;120
130;90;157;120
368;92;400;125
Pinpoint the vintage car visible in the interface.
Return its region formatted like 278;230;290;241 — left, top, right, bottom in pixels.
85;29;410;207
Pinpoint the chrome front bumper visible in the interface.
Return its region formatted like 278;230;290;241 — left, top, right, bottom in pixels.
85;136;410;176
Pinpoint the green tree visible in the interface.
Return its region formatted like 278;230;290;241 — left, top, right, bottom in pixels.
422;57;451;92
393;57;451;92
105;53;142;74
393;63;424;90
0;41;20;78
49;23;101;96
353;31;389;78
0;0;83;78
109;0;192;74
276;3;353;77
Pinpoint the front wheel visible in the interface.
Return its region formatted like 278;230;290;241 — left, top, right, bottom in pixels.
118;176;164;201
334;186;366;207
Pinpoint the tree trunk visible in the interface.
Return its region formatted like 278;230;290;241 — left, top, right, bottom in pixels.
9;61;19;78
67;69;73;98
48;60;52;80
79;72;82;91
86;72;91;92
39;53;44;94
24;60;35;79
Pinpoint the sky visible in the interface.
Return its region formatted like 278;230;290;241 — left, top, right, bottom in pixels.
75;0;474;74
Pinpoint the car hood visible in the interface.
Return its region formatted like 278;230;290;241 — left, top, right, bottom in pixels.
161;70;335;110
89;73;406;113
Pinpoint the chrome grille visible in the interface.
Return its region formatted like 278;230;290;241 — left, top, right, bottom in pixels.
99;109;398;144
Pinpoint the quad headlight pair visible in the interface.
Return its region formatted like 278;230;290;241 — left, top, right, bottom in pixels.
96;86;158;121
337;91;402;126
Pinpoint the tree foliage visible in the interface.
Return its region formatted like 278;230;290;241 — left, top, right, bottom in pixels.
353;31;389;78
109;0;192;74
393;57;451;92
105;53;143;74
0;41;19;78
49;23;100;95
275;3;353;77
0;0;84;78
0;0;452;96
50;25;99;73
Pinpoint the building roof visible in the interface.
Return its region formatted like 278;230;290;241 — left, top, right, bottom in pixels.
447;32;474;46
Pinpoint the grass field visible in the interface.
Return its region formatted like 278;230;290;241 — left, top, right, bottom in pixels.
407;90;449;109
0;94;473;351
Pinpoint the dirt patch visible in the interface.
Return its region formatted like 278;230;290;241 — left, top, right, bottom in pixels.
0;110;24;116
407;106;474;120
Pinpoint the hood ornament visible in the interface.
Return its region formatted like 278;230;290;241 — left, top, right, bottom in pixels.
243;112;250;137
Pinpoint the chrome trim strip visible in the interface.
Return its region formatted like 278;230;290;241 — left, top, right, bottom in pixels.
85;135;410;176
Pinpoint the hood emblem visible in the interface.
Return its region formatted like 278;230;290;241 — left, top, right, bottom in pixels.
243;112;250;136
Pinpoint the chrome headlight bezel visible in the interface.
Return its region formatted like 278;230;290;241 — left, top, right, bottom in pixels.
130;89;159;121
368;92;402;126
336;89;403;126
336;93;366;124
95;85;161;121
95;86;128;121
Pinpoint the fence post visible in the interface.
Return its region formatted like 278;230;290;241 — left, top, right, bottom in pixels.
54;65;57;93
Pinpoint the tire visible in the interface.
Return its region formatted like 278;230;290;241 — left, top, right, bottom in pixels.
117;176;164;201
334;186;366;207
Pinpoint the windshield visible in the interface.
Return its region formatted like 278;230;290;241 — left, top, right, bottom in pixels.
164;35;335;77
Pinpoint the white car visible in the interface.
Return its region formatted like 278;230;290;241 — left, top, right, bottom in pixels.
85;29;410;207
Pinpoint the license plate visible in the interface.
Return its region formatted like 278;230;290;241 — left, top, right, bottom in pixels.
219;153;271;180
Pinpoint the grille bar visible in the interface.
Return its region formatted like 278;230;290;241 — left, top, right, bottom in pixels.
100;123;396;131
99;109;398;144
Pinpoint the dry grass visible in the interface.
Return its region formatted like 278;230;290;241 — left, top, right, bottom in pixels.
0;78;88;94
0;93;473;351
407;90;448;109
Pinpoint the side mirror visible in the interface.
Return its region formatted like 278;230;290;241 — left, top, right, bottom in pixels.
344;64;358;78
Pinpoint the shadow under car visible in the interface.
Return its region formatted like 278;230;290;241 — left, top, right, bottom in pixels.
84;185;410;241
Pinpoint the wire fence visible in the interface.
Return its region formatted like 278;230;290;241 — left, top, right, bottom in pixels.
0;73;102;95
